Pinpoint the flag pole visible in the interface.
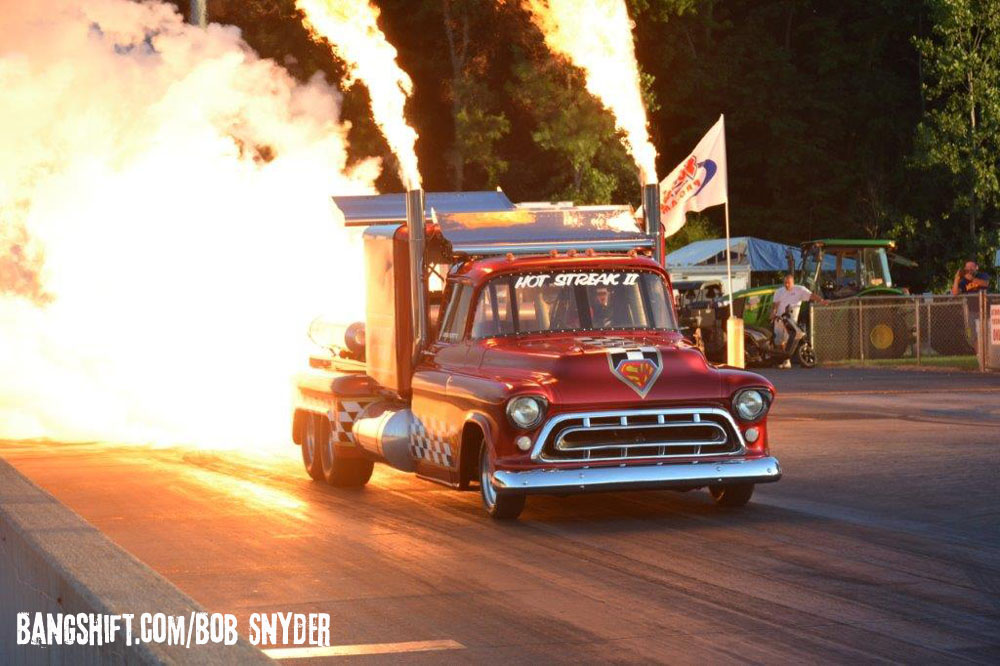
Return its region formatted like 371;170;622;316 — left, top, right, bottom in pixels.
721;113;734;317
724;203;734;318
721;114;744;367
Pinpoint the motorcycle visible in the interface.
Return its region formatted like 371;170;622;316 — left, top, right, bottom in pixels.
744;306;817;368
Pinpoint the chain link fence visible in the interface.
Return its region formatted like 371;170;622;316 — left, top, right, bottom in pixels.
810;293;996;370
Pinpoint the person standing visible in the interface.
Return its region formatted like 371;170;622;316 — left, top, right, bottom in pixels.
771;273;827;367
951;261;990;295
951;260;991;351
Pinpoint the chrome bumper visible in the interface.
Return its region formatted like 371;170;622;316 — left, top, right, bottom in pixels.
491;456;781;495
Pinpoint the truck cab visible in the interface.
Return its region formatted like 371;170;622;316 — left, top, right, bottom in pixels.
292;191;781;519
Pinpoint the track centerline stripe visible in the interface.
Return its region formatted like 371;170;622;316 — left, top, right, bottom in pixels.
783;387;1000;396
263;639;465;660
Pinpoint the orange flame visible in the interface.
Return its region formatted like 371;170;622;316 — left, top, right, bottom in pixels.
0;0;378;451
296;0;422;190
516;0;658;184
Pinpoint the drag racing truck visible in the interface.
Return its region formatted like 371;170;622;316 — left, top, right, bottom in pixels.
291;187;781;519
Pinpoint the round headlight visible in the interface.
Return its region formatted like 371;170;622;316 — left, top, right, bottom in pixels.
506;396;544;429
733;389;767;421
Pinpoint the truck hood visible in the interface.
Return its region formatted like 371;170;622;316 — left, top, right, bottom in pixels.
477;332;725;406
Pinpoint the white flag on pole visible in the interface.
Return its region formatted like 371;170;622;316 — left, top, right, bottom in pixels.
659;115;728;237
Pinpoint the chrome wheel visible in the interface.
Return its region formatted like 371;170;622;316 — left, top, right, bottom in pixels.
479;445;525;520
480;447;497;509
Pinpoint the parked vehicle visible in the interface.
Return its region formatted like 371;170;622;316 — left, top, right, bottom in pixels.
673;279;726;357
741;239;912;359
291;187;781;520
693;239;914;363
744;306;817;368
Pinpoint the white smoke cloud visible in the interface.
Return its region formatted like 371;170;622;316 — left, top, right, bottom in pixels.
0;0;378;448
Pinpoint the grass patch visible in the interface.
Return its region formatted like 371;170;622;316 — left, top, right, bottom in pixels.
823;355;979;370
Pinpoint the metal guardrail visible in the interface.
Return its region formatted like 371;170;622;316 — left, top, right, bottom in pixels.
810;292;997;371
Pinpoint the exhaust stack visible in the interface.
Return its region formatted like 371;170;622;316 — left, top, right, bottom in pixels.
642;183;663;266
405;189;428;362
352;402;417;473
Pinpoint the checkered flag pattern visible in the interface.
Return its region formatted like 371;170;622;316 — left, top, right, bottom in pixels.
608;346;659;364
327;399;373;445
410;417;455;467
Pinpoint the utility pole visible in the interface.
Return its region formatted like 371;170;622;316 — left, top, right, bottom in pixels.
190;0;206;27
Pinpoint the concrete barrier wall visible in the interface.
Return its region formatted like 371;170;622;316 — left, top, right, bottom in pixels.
0;458;271;664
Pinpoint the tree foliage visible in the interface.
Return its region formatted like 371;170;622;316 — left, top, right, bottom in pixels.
441;0;511;189
663;214;715;254
913;0;1000;253
171;0;999;290
509;57;635;203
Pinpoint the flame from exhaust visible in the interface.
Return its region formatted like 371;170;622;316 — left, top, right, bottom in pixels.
516;0;658;184
296;0;422;190
0;0;379;450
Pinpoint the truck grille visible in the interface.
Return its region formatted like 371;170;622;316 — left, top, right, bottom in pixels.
534;408;744;463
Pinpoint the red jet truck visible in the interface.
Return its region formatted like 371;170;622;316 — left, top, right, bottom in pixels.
292;188;780;519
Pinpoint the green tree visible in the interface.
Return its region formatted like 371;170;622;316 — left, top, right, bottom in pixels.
441;0;511;189
914;0;1000;249
637;0;927;243
509;57;636;204
171;0;983;288
664;214;717;254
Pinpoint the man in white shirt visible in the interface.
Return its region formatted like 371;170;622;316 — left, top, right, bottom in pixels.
770;273;826;365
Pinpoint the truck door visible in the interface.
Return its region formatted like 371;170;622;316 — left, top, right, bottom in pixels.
410;281;474;483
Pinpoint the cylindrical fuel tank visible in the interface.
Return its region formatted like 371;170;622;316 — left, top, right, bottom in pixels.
351;402;416;472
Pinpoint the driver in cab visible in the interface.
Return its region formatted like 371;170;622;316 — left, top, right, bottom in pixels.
592;286;613;327
771;273;827;367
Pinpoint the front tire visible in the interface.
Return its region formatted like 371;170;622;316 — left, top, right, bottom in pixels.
709;483;755;507
319;416;374;488
301;413;325;481
480;445;525;520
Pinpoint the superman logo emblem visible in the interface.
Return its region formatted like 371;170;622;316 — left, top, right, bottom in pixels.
607;348;662;398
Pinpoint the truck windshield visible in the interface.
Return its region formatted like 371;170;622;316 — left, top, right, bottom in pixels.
470;270;676;338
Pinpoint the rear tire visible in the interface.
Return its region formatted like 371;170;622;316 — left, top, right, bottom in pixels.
319;416;374;488
479;445;525;520
863;306;910;359
301;413;324;481
709;483;755;507
796;341;817;368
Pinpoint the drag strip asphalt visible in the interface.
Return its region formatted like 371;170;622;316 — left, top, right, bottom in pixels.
2;367;998;663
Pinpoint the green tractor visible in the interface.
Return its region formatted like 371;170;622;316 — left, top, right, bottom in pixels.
731;239;912;360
